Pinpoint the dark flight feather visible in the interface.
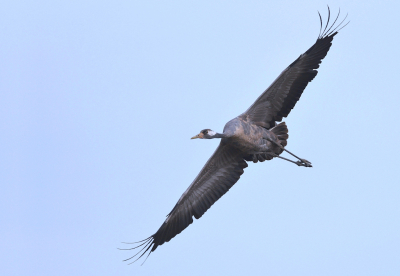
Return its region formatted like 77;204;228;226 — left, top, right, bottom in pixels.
124;142;248;264
241;8;348;129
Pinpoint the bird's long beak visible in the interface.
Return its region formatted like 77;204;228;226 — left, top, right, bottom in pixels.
191;133;203;139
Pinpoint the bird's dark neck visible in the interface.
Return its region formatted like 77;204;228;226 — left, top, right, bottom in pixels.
213;133;226;139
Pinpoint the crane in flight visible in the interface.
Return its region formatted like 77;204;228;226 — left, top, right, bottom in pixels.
123;7;348;264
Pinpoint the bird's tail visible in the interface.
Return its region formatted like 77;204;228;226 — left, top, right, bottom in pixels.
244;122;289;163
270;122;289;147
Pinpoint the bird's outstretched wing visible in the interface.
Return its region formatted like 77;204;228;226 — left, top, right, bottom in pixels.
241;9;348;129
124;141;248;263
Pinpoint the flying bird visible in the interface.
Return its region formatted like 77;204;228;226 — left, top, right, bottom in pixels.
123;8;348;263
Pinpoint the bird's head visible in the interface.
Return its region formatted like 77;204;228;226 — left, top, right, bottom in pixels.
191;129;219;139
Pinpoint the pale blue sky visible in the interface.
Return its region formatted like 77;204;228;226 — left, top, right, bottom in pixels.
2;1;400;275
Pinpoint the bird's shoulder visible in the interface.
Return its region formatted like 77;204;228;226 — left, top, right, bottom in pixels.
222;117;249;136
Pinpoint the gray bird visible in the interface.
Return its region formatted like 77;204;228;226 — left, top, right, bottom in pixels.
123;8;348;263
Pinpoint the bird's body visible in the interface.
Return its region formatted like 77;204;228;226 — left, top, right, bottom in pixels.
223;117;277;153
124;8;348;263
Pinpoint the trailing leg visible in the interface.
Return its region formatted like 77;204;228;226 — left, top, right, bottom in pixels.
266;137;312;167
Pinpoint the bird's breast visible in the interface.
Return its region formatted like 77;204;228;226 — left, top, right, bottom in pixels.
224;118;267;154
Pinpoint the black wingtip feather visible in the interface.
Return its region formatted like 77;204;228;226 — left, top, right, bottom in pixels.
272;8;348;122
318;6;349;39
120;236;154;265
121;221;173;265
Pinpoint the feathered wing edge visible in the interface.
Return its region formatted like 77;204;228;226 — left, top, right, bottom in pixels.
120;142;248;264
272;7;349;122
119;236;155;265
242;7;349;129
318;6;349;39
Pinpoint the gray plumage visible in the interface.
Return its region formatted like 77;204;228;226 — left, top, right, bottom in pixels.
123;8;348;263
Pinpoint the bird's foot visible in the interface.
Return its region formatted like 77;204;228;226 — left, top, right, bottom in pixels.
295;159;312;167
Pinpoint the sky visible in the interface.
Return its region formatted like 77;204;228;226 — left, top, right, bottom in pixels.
1;1;400;275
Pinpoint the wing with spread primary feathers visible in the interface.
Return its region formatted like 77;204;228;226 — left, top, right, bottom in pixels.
124;141;248;263
241;10;348;129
